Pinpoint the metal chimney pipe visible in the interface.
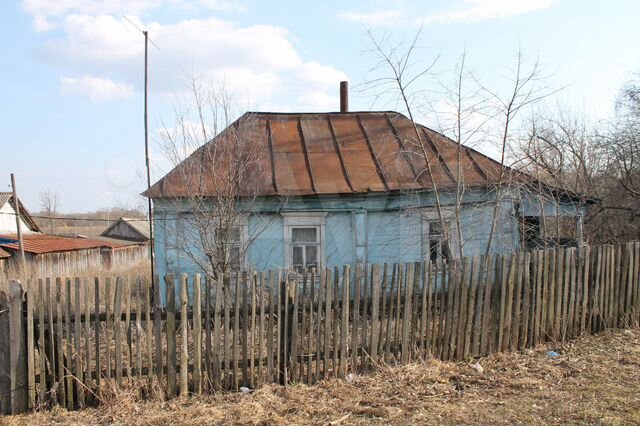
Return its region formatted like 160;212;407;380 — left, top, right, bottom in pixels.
340;81;349;113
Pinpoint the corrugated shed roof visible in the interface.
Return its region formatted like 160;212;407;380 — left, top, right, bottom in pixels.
0;234;123;255
0;192;42;232
144;111;516;199
0;247;10;258
100;217;150;240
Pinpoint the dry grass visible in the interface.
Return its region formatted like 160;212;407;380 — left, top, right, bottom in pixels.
3;328;640;426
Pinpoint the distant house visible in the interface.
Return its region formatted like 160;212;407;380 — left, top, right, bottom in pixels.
100;217;150;243
0;233;148;276
146;84;590;278
0;192;40;235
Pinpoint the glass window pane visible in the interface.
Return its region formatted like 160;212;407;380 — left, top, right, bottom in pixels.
429;239;439;262
292;246;304;266
292;227;317;243
229;246;241;269
215;226;241;243
430;221;442;236
230;227;240;242
306;245;318;267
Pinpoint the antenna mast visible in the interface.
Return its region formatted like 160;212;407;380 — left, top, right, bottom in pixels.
143;30;156;284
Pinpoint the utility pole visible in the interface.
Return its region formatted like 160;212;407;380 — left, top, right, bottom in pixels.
10;173;26;271
143;30;156;285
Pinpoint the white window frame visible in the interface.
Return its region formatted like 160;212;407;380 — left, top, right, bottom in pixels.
223;215;249;270
421;208;457;262
282;212;327;270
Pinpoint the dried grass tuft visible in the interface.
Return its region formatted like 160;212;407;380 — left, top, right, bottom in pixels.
2;328;639;425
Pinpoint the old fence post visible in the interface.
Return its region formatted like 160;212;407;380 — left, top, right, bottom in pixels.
0;281;28;414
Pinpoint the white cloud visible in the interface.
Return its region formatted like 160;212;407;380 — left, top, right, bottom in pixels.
22;0;166;17
38;14;347;109
32;14;58;32
198;0;246;13
297;91;339;111
338;9;404;26
339;0;553;26
295;61;349;89
59;76;135;101
423;0;554;24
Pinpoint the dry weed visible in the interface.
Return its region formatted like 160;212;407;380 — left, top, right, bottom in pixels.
2;328;639;425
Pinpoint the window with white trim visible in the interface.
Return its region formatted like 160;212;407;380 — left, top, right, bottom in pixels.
214;226;244;270
291;227;320;272
427;221;450;262
421;208;455;262
283;212;326;272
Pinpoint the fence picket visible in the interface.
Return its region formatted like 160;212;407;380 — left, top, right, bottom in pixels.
193;274;202;394
93;278;100;394
104;278;112;382
64;278;73;410
339;265;350;377
3;241;640;415
113;277;124;388
323;268;332;379
37;279;47;404
26;280;35;411
165;274;177;397
74;278;84;407
180;274;189;398
401;263;413;364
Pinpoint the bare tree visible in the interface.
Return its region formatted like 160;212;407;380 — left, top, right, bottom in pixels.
157;78;275;280
481;49;556;255
40;189;60;233
362;27;455;258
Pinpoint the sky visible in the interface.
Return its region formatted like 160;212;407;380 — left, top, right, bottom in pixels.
1;0;639;213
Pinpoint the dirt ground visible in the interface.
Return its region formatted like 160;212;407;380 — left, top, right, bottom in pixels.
2;328;639;426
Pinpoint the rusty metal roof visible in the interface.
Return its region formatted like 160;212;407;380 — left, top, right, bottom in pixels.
0;247;10;258
0;234;124;255
144;111;515;199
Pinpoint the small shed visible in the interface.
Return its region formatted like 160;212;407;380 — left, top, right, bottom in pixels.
0;193;40;235
100;217;150;243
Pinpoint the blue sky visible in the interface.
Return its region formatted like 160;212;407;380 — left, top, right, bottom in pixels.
1;0;639;213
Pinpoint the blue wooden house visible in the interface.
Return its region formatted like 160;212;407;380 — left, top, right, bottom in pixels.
145;87;588;279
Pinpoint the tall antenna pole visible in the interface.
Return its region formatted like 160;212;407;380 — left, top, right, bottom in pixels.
10;173;26;271
143;30;156;284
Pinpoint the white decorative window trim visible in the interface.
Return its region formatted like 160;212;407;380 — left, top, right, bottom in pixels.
282;212;327;269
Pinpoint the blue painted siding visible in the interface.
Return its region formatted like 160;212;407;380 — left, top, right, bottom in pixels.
152;188;581;281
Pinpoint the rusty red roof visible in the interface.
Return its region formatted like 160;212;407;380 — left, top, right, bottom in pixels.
0;247;10;258
144;111;519;199
0;234;124;255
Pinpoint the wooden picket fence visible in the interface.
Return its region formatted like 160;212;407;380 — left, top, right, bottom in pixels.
1;241;639;414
